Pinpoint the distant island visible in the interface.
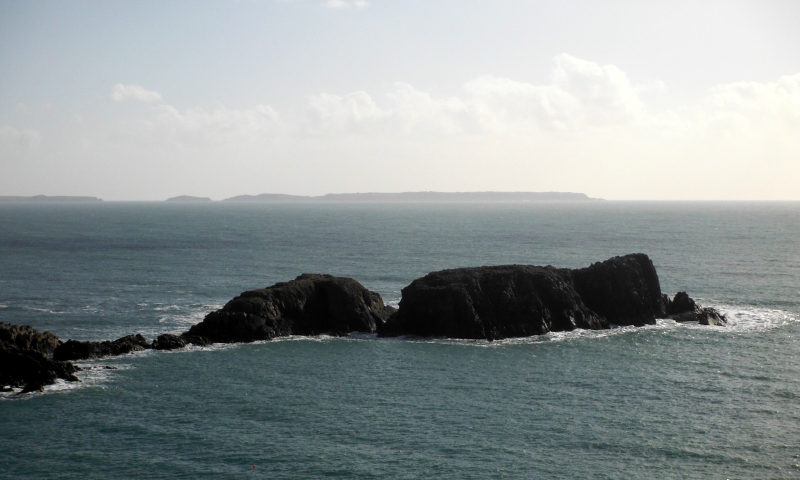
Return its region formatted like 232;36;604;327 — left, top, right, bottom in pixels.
166;195;212;202
0;195;102;202
223;192;600;202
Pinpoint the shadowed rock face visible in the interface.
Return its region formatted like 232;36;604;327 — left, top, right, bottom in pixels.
152;334;186;350
0;323;80;390
665;291;727;326
379;254;686;340
184;274;396;343
379;265;608;340
0;322;61;356
570;253;667;327
53;334;151;361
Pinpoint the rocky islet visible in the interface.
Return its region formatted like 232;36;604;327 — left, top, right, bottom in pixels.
1;254;725;393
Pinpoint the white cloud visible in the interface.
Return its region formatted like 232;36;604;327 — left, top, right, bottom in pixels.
701;73;800;129
307;84;478;135
122;102;281;147
78;58;799;200
111;84;164;103
0;125;42;151
304;55;800;141
322;0;368;8
551;53;644;124
306;54;647;135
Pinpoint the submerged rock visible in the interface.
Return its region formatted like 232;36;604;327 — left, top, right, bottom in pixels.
53;334;151;361
184;274;396;343
0;323;80;391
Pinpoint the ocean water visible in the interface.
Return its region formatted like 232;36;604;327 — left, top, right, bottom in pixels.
1;201;799;479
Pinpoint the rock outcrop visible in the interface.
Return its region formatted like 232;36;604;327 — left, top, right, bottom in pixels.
379;254;725;340
0;323;80;391
184;274;395;343
152;334;187;350
570;253;667;326
53;334;151;361
3;255;727;390
378;265;608;340
664;291;727;326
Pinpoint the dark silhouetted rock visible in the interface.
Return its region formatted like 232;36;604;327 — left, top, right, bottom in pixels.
184;274;395;343
0;322;61;356
1;349;80;389
379;254;726;339
665;291;726;326
670;308;727;326
152;334;187;350
21;383;45;393
667;291;697;315
53;334;151;361
0;323;80;391
570;253;667;326
378;265;608;340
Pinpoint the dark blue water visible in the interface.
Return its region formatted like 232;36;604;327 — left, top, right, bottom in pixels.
1;202;799;478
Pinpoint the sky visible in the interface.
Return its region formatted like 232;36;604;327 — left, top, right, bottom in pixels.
1;0;799;200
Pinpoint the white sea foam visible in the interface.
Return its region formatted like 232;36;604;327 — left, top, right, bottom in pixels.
0;362;131;401
153;305;181;312
24;306;67;314
156;303;222;334
4;302;793;399
372;302;799;348
705;302;798;331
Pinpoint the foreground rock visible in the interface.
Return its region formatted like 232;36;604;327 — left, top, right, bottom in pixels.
184;274;396;343
0;323;80;391
53;334;151;361
379;254;725;340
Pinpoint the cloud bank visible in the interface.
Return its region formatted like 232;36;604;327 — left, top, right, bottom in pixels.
305;55;650;135
322;0;369;9
0;125;42;151
4;55;798;200
111;84;164;103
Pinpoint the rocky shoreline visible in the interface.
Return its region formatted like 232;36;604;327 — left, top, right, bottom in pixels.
1;254;725;394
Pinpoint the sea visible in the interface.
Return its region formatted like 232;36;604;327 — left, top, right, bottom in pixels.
1;201;799;479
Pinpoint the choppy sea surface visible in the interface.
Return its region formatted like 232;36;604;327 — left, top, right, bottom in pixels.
1;201;799;479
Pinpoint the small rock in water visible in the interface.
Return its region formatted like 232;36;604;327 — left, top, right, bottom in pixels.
152;334;187;350
665;291;726;326
20;383;45;393
184;274;395;343
53;334;151;361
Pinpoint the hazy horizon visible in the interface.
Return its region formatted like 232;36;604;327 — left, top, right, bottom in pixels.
2;1;799;201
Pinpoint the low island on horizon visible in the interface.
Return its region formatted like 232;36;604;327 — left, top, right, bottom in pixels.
220;191;601;202
0;195;103;202
0;192;602;203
